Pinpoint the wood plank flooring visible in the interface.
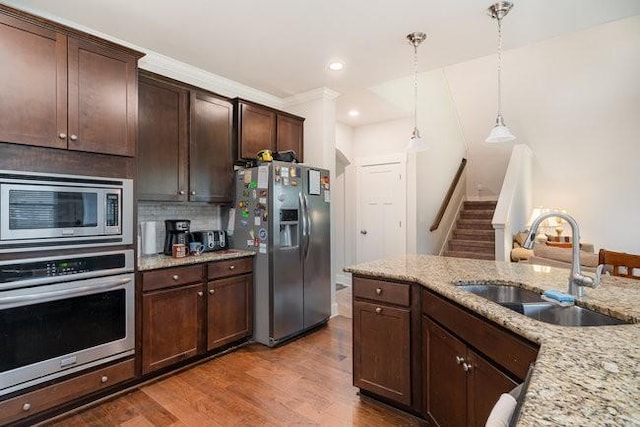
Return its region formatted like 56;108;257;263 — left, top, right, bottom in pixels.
43;316;426;426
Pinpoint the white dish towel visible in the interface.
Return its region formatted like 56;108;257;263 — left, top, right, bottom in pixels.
485;393;517;427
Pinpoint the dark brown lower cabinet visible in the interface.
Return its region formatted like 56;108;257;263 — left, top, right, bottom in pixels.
141;283;203;374
353;299;411;406
424;317;517;427
207;273;253;351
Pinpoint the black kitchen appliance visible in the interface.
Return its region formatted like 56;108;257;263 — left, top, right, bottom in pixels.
191;230;227;252
163;219;191;255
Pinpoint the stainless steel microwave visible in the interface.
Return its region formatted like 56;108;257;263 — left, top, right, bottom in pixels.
0;170;133;252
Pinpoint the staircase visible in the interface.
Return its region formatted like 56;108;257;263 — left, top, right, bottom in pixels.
444;201;497;260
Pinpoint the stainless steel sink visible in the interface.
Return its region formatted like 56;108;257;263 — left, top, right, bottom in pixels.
520;303;630;327
456;283;544;303
457;283;631;327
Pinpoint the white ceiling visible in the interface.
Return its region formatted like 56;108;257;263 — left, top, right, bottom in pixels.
7;0;640;125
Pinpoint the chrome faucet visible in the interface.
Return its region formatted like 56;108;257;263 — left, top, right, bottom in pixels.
523;212;601;297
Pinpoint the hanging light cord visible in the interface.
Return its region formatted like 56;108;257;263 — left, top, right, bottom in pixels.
496;16;503;119
413;42;419;134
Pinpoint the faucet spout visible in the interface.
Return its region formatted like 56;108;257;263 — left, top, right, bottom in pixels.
523;212;596;297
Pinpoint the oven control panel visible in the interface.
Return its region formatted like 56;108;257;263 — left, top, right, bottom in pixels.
0;251;131;287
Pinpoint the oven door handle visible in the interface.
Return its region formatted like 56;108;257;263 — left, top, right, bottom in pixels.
0;277;132;305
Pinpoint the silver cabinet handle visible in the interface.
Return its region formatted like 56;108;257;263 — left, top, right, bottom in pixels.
456;356;465;365
101;376;108;383
375;288;382;295
172;275;179;281
58;133;67;139
360;230;367;235
209;289;215;295
0;277;132;305
463;362;473;372
197;291;203;297
190;191;196;195
179;190;185;195
22;403;31;411
229;265;236;270
69;134;78;141
375;307;382;314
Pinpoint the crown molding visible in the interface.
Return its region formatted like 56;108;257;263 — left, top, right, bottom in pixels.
139;53;283;108
282;87;341;107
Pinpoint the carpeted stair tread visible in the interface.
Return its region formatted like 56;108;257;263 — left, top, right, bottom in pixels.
456;219;494;230
463;201;497;210
444;250;495;260
449;239;495;250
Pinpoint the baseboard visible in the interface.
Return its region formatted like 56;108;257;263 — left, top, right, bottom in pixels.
336;273;352;286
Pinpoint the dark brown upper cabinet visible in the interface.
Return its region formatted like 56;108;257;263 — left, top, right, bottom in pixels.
138;71;233;203
190;92;233;203
138;74;189;201
234;99;304;162
0;7;142;157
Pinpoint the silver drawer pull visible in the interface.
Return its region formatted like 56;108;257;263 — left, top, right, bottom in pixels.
58;133;67;139
172;275;179;280
375;307;382;314
70;134;78;141
22;403;31;411
190;191;196;195
229;265;236;270
375;288;382;295
179;190;185;195
101;376;108;383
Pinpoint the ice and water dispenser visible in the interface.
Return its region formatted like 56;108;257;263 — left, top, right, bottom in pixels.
279;209;299;248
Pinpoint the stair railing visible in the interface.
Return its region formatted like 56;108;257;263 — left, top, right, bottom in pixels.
430;158;467;232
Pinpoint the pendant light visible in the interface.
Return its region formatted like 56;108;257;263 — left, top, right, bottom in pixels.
486;1;515;143
406;32;428;152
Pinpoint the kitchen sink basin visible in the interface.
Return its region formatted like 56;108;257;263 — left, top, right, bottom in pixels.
518;303;630;327
457;283;631;326
456;283;544;303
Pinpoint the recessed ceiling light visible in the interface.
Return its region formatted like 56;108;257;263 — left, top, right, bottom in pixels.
348;110;360;117
328;61;344;71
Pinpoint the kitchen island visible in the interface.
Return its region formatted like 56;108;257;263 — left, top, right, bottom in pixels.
345;254;640;426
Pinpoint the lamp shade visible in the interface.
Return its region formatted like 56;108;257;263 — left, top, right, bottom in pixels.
486;124;515;143
406;129;428;152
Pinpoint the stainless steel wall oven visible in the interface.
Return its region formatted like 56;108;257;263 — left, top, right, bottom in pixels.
0;170;133;253
0;250;135;396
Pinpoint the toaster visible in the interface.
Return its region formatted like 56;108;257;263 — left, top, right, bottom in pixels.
191;230;227;252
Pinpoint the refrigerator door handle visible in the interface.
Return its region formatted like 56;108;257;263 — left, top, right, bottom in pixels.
300;192;310;261
303;193;312;260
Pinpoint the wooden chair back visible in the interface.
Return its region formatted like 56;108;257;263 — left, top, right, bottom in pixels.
598;249;640;280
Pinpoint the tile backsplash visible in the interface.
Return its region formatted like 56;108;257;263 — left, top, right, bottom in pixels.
138;202;227;255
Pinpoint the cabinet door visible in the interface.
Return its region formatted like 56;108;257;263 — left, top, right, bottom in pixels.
68;37;137;156
238;102;276;159
276;114;303;162
138;75;188;201
0;14;67;149
424;317;467;427
190;92;233;202
142;283;204;374
206;273;252;351
466;349;518;427
353;300;411;406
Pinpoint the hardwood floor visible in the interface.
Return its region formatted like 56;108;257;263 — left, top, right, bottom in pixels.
44;316;425;426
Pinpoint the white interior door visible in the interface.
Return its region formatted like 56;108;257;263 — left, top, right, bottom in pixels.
356;156;406;263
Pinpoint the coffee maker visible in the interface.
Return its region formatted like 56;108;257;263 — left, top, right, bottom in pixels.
164;219;191;255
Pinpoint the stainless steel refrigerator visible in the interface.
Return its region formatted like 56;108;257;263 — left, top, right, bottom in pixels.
230;161;331;346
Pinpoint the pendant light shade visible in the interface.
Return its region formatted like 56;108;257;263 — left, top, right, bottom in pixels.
406;32;428;152
486;1;515;143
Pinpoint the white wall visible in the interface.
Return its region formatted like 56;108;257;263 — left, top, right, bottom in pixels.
335;123;353;284
346;68;468;258
446;16;640;252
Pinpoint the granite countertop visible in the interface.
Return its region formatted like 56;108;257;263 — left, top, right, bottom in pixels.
345;254;640;427
138;249;255;271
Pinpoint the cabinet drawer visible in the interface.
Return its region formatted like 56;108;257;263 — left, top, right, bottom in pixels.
208;257;253;280
422;289;538;380
0;359;135;425
353;277;410;307
142;264;203;292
